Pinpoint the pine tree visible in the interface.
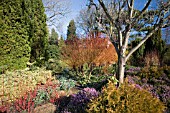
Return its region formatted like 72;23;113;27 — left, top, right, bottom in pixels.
49;28;58;45
67;20;76;40
29;0;48;62
0;0;31;70
46;28;59;61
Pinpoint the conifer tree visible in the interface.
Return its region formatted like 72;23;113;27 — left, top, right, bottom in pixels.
145;29;166;55
46;28;59;60
0;0;31;70
144;28;167;65
29;0;48;62
130;38;145;66
67;20;77;40
59;35;65;48
49;28;58;45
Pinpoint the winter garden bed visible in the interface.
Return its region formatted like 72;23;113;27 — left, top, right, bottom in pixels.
0;66;170;113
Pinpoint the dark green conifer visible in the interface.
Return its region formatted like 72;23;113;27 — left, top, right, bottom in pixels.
49;28;58;45
67;20;77;40
131;38;145;66
29;0;48;62
144;28;167;64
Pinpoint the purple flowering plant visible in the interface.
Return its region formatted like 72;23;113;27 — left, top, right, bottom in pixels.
66;87;99;113
126;67;141;75
126;70;170;113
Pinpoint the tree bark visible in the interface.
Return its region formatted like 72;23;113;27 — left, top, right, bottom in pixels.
118;53;125;85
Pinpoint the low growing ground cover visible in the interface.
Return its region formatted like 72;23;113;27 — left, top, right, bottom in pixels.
0;68;78;113
0;68;55;105
8;81;60;112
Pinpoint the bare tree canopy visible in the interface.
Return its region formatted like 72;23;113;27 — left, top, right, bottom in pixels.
88;0;170;84
42;0;70;26
76;7;99;35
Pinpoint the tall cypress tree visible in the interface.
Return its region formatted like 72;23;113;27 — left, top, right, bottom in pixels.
45;28;59;61
145;29;166;56
0;0;31;70
67;19;76;40
29;0;48;62
144;28;167;65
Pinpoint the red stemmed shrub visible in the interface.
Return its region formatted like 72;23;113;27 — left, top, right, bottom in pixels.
12;89;37;113
8;80;59;113
0;104;11;113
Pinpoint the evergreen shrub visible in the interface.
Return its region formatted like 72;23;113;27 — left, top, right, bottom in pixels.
87;80;165;113
0;0;31;70
137;66;170;80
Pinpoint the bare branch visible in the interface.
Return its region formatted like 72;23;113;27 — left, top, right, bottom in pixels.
125;24;160;62
119;0;126;13
133;0;152;22
129;0;134;18
43;0;70;26
98;0;115;25
123;0;134;52
127;0;132;9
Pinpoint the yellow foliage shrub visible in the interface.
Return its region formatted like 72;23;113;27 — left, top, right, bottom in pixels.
87;80;166;113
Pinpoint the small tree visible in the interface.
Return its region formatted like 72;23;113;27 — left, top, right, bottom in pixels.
58;35;65;49
144;50;160;67
62;33;111;74
89;0;170;84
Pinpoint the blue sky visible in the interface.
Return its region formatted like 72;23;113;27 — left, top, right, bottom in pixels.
64;0;88;32
54;0;89;37
51;0;158;38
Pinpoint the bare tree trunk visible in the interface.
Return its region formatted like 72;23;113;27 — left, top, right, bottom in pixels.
90;0;170;85
118;53;126;85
